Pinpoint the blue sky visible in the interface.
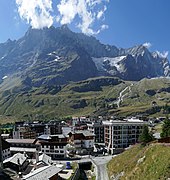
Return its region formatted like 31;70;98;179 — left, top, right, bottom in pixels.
0;0;170;57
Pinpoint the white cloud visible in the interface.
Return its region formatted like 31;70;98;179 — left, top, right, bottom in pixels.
101;24;108;30
156;51;169;58
56;0;77;24
143;42;152;48
16;0;53;29
97;6;107;20
15;0;109;35
56;0;109;35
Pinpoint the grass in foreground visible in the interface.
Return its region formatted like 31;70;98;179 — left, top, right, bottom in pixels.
107;143;170;180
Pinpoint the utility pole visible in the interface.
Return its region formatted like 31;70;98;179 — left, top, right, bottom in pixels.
0;125;3;169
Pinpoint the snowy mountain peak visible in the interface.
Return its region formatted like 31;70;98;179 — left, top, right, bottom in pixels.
125;45;150;57
0;26;169;83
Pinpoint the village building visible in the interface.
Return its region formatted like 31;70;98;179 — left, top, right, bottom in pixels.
3;153;29;172
67;130;95;155
103;117;145;154
22;165;62;180
6;139;39;158
38;153;52;166
12;121;64;139
1;138;11;161
37;134;68;159
13;126;36;139
1;134;10;140
87;120;104;143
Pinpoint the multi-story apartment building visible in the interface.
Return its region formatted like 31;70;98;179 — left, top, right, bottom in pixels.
87;120;104;143
37;134;68;159
44;123;62;135
6;139;38;157
72;116;91;130
13;126;37;139
103;118;145;154
72;116;91;126
13;121;63;139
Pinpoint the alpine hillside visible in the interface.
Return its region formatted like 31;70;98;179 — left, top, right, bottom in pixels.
0;26;170;121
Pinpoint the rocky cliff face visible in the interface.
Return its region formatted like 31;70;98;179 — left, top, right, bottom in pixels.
93;45;170;80
0;26;169;86
0;26;99;86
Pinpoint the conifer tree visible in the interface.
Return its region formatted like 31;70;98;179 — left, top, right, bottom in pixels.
139;125;154;145
161;117;170;138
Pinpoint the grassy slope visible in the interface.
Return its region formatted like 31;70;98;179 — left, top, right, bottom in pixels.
0;77;170;123
107;143;170;180
113;78;170;116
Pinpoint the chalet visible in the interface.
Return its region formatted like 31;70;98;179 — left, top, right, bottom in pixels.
3;153;29;172
22;165;62;180
68;130;95;154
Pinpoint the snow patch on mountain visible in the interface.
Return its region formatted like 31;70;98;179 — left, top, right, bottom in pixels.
0;56;5;60
54;56;61;62
2;76;8;80
48;51;61;62
92;56;126;73
163;61;170;76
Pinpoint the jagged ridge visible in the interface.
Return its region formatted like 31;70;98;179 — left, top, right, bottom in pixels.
0;26;169;86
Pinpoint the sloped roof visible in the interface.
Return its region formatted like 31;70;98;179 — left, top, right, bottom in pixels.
22;165;61;180
38;134;51;140
6;139;36;144
39;154;52;165
38;134;66;140
3;153;27;165
69;130;95;137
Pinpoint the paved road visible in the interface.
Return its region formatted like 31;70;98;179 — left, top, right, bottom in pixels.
91;156;113;180
53;155;114;180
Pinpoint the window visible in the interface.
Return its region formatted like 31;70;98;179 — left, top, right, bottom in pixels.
60;150;64;153
50;145;54;149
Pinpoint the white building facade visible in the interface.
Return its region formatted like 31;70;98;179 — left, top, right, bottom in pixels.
103;118;146;154
40;144;66;159
37;134;67;159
